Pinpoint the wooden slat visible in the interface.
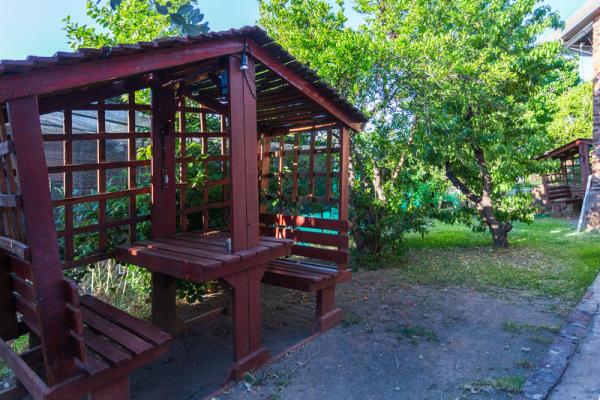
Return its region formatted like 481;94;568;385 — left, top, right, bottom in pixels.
0;140;14;157
261;226;348;248
80;308;153;355
82;328;131;365
11;275;35;303
260;213;349;231
80;295;170;346
0;194;22;208
291;245;349;264
8;257;32;281
0;338;49;400
0;237;30;260
13;295;41;337
149;238;241;263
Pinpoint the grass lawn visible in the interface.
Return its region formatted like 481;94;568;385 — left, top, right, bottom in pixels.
398;217;600;301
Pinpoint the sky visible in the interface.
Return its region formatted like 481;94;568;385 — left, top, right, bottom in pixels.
0;0;592;68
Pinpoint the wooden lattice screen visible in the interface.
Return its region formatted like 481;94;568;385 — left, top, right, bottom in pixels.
175;97;230;234
37;92;229;269
260;128;341;217
0;106;28;259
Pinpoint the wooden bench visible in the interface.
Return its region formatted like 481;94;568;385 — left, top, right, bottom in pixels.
259;214;351;332
0;255;171;400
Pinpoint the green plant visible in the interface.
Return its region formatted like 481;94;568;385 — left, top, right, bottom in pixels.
387;324;439;342
342;310;363;326
462;375;525;394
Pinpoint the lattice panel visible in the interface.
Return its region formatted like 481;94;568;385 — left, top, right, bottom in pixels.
42;93;232;269
175;97;230;233
43;93;153;268
0;105;27;258
260;128;341;217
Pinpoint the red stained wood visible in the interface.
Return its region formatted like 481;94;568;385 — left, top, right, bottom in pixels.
80;295;171;346
7;95;78;385
0;237;30;260
80;308;153;355
150;83;179;335
260;213;349;231
228;55;253;251
38;75;151;115
82;329;131;366
247;39;363;131
0;38;244;102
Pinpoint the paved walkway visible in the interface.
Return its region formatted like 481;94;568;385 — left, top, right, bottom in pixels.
549;281;600;400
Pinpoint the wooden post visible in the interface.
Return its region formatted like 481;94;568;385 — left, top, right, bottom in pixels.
228;54;259;251
7;96;77;384
580;142;591;188
338;126;350;270
150;84;179;334
260;136;271;214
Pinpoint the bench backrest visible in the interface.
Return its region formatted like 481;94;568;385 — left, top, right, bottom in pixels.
259;213;349;269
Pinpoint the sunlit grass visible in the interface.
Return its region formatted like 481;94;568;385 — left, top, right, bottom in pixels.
397;217;600;301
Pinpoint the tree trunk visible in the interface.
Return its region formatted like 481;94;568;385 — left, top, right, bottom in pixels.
445;146;513;248
476;197;512;248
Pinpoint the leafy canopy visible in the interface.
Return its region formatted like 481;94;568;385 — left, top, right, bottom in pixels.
64;0;208;49
547;82;592;147
260;0;579;247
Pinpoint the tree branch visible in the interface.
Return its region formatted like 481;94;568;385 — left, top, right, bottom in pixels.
445;161;481;204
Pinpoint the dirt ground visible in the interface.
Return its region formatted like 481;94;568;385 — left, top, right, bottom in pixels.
125;268;569;400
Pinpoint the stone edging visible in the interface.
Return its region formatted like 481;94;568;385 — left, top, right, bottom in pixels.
515;274;600;400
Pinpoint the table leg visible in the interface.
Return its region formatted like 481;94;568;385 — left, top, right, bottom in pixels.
223;263;270;381
151;273;184;336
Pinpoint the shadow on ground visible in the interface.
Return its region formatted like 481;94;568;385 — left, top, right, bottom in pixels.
129;269;568;400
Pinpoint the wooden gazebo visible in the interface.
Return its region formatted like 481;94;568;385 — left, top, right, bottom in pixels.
0;27;366;399
538;138;593;215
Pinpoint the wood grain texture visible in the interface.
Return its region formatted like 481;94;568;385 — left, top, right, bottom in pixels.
7;95;77;385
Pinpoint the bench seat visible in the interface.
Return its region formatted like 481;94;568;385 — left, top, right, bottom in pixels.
263;260;351;292
0;291;171;400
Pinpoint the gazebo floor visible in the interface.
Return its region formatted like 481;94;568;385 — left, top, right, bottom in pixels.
130;286;315;399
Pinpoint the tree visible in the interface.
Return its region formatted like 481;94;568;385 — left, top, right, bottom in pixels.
63;0;208;49
363;0;579;247
260;0;578;248
547;82;592;147
260;0;448;257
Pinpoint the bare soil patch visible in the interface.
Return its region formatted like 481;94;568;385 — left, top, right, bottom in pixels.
125;268;567;400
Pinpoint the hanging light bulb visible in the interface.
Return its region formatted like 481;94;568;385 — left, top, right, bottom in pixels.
240;42;249;71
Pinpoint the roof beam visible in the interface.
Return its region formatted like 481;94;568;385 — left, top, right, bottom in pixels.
247;39;364;131
38;75;152;114
0;38;243;103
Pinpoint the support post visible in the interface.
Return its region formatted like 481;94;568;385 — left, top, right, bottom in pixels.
7;96;77;384
150;83;180;335
259;136;271;214
222;263;269;381
228;54;259;251
338;126;350;270
580;142;591;188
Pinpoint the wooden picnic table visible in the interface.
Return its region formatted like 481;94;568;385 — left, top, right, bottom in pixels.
114;231;293;380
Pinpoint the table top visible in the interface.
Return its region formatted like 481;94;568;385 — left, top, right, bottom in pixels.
115;231;293;282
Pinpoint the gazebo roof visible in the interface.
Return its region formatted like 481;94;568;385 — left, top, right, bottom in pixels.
0;26;367;133
537;138;593;160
